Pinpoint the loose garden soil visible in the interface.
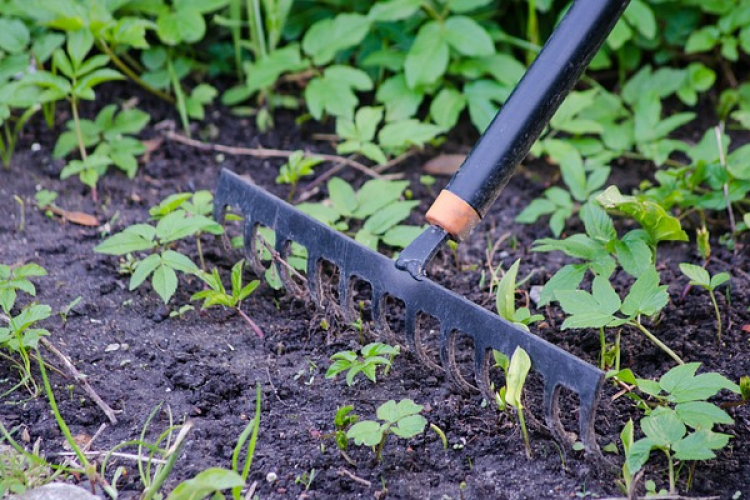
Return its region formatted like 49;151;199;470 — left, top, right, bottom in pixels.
0;84;748;500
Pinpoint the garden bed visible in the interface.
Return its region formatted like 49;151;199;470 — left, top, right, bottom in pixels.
1;85;749;499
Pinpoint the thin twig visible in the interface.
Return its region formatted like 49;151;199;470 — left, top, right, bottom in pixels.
338;468;371;487
237;308;265;339
374;149;418;174
165;131;386;180
40;338;120;425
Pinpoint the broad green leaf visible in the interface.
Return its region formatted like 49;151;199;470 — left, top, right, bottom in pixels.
150;194;192;218
623;0;656;39
675;401;734;429
545;139;587;201
375;75;423;122
614;238;652;278
641;407;686;447
405;21;449;88
679;263;710;288
505;347;531;409
378;120;443;151
368;0;422;21
580;202;616;244
686;26;720;53
672;430;731;461
67;29;94;68
620;268;668;317
129;253;161;290
625;437;657;473
533;234;608;261
239;44;307;98
444;16;494;56
596;186;688;244
538;264;587;306
353;180;409;219
710;272;730;289
430;88;466;130
381;225;423;249
347;421;383;447
166;468;244;500
304;66;372;120
10;304;52;332
0;18;29;54
94;225;157;254
302;13;371;65
465;79;511;131
328;178;357;218
362;201;419;235
669;372;740;403
152;263;178;304
391;414;427;438
449;0;494;12
161;250;199;273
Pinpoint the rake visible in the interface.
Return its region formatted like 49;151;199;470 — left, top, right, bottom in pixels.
215;0;631;453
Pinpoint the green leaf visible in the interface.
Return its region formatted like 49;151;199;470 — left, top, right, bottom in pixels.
686;26;720;53
679;263;710;288
328;178;358;218
166;468;244;500
347;421;383;447
443;16;494;56
672;430;731;461
641;407;686;447
505;347;531;409
391;414;427;438
152;263;178;304
10;304;52;332
378;120;443;151
129;253;161;290
430;88;466;130
496;259;520;323
0;18;30;54
538;264;587;306
623;0;656;39
368;0;422;21
614;237;652;278
620;268;668;317
580;202;616;244
375;75;423;122
710;272;730;289
405;21;449;88
378;399;423;422
596;186;688;244
161;250;199;273
304;66;372;120
67;29;94;69
465;79;511;131
625;437;657;474
675;401;734;429
382;225;423;249
95;225;157;254
362;201;419;235
302;13;371;65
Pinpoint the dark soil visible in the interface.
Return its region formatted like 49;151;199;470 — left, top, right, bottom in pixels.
1;84;748;500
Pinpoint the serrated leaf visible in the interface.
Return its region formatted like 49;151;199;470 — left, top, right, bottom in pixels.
679;263;710;288
353;180;409;219
362;201;419;235
625;437;657;474
161;250;198;273
614;238;652;278
347;421;383;446
152;264;178;304
129;253;161;290
430;87;466;130
675;401;734;429
580;202;616;244
443;15;494;57
391;414;427;438
538;264;587;306
672;430;731;461
375;76;423;122
166;468;244;500
405;21;449;88
641;407;686;447
620;268;668;317
95;225;157;254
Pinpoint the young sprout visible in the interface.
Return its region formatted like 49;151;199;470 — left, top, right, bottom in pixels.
191;260;263;338
346;399;427;461
504;346;532;459
325;342;400;386
678;263;730;342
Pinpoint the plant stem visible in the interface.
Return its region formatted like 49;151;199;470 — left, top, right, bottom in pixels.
518;406;532;459
708;290;722;343
167;55;191;137
665;449;675;494
196;235;206;270
237;307;265;338
98;40;175;104
615;330;621;372
599;326;606;370
70;98;87;162
630;320;684;365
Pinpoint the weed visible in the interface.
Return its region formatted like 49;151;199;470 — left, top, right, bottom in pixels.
295;469;316;491
494;259;544;331
191;260;264;338
276;150;322;200
496;347;533;459
622;363;739;494
346;399;427;461
326;342;400;386
679;263;730;342
0;263;47;315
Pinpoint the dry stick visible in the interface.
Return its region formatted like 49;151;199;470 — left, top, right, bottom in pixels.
164;131;385;180
338;468;372;487
39;338;120;425
57;450;168;465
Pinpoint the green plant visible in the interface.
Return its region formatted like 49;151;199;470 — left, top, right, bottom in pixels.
295;468;316;492
624;363;740;494
27;29;125;199
54;104;150;187
1;305;51;395
331;405;359;453
275;150;323;200
166;384;262;500
678;263;730;342
191;259;263;338
0;263;47;314
94;210;214;304
326;342;400;386
0;439;60;496
303;177;423;251
494;259;543;331
346;399;427;461
556;269;683;366
496;346;532;459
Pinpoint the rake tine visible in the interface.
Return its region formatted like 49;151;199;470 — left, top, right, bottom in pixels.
306;254;321;307
443;328;477;394
243;220;266;277
413;313;443;372
338;272;352;324
404;306;417;351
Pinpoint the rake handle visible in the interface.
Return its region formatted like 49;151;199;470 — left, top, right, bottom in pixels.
426;0;630;240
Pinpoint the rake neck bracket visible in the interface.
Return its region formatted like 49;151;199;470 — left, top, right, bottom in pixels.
395;225;450;280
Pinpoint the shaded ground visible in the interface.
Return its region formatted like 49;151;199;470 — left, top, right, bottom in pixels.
0;84;748;499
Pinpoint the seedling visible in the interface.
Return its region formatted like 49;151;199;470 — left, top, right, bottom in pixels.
625;363;740;494
0;304;52;395
169;305;195;319
325;342;400;386
295;469;317;491
94;211;213;304
275;150;323;200
59;296;82;326
0;263;47;315
346;399;427;461
556;269;684;365
679;263;730;342
191;260;263;338
504;347;532;459
331;405;359;453
495;259;544;331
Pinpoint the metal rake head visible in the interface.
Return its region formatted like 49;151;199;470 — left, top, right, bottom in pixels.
214;169;604;452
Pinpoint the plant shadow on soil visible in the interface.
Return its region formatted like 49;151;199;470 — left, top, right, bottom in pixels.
0;84;748;499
